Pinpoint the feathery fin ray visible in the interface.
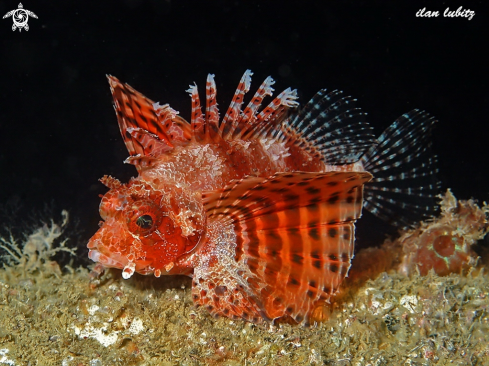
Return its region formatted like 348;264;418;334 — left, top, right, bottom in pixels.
361;109;439;226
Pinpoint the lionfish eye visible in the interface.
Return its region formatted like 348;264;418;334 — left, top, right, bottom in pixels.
136;214;153;229
124;200;162;235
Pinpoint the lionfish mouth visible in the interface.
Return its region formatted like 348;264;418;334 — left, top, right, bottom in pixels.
87;237;157;279
87;247;125;269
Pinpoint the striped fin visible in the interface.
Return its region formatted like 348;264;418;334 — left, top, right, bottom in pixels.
220;70;253;139
107;72;375;170
187;70;299;143
202;171;372;325
109;71;301;154
234;76;275;138
107;75;191;168
186;83;205;140
204;74;220;140
280;90;376;164
124;127;172;157
361;109;439;226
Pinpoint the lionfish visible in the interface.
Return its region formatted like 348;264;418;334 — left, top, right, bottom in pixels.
87;70;437;325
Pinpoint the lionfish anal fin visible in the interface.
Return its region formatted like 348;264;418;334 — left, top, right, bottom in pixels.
199;171;372;325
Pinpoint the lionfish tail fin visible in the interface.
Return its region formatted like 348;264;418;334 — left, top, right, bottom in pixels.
361;109;440;227
203;171;372;325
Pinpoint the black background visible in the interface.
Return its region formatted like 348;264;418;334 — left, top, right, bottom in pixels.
0;1;487;258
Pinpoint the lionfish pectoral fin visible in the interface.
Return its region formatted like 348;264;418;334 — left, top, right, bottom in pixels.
361;109;439;227
203;171;372;325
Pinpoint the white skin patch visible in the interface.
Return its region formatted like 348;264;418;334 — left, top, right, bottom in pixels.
122;262;136;279
324;161;366;172
143;144;225;191
259;138;290;170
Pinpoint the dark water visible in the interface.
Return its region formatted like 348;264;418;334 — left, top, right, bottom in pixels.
0;1;486;260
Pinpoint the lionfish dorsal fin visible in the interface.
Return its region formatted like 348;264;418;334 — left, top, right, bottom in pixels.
185;70;299;143
281;89;376;164
108;72;376;167
107;75;193;169
219;70;253;139
201;171;372;324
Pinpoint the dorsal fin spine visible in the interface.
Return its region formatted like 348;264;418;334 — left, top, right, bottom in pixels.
241;88;299;140
125;127;173;156
186;83;205;141
220;70;253;139
182;71;300;143
234;76;275;139
205;74;220;141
